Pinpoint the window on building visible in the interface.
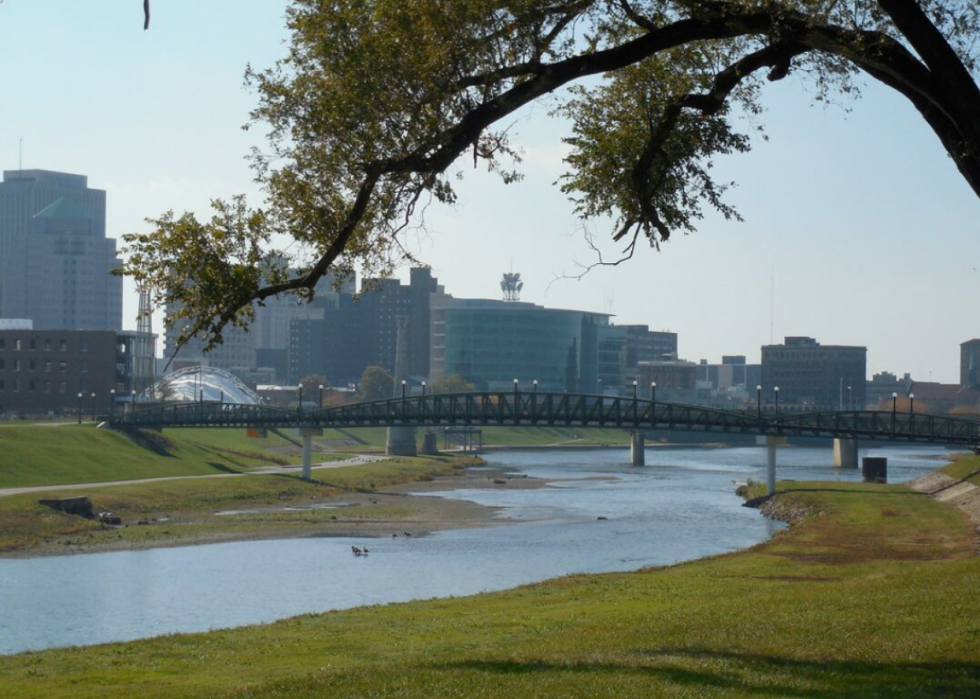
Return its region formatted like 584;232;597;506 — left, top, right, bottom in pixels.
59;340;67;352
0;359;4;371
44;361;51;373
29;339;36;350
14;360;20;372
29;359;36;371
59;381;66;393
80;361;88;374
80;339;88;353
12;379;19;392
28;379;36;392
44;339;51;352
0;338;4;350
15;339;22;351
0;380;4;391
59;361;67;372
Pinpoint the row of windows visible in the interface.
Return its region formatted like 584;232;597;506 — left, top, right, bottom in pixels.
0;338;88;352
0;359;79;373
0;379;70;393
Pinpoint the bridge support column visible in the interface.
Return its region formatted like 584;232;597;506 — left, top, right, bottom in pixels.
299;428;323;480
758;435;787;496
630;431;645;467
832;438;859;469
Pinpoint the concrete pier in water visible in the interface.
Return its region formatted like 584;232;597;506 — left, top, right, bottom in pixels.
832;437;859;468
630;431;645;466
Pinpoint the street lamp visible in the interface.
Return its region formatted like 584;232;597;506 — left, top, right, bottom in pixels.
77;392;83;424
847;385;853;411
318;384;324;409
90;392;96;422
402;379;408;401
632;380;638;400
774;386;780;413
297;385;303;411
532;379;538;394
756;385;762;420
909;392;915;414
421;381;427;396
892;391;898;414
110;389;115;417
651;381;657;402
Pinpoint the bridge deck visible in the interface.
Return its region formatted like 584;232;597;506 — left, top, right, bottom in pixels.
107;392;980;446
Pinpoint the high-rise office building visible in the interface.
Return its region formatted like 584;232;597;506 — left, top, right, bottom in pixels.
0;170;121;331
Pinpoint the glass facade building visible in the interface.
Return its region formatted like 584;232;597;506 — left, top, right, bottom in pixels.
434;300;608;392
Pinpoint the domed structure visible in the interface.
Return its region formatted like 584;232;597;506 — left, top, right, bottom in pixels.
141;366;262;405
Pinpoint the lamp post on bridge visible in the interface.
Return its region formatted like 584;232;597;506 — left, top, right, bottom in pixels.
77;392;83;424
651;381;656;403
847;385;853;411
318;384;324;409
892;392;898;414
401;379;407;401
910;393;915;414
532;379;538;394
110;389;115;418
774;386;780;414
90;392;96;422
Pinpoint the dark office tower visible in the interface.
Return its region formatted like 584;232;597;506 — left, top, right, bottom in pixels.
0;170;122;331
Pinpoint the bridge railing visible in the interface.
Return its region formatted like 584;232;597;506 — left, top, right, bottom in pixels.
106;392;980;446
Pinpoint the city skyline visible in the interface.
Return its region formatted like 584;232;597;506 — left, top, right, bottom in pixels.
1;1;977;381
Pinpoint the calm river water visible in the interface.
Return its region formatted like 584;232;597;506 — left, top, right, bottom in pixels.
0;445;948;655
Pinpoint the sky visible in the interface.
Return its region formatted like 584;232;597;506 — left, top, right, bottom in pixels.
1;0;978;382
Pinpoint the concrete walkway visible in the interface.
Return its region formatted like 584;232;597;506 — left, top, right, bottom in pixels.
0;454;388;499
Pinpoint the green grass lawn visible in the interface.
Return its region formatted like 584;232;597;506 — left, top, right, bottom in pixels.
2;470;978;698
0;425;313;488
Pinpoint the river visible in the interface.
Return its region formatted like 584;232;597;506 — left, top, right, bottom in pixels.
0;445;948;655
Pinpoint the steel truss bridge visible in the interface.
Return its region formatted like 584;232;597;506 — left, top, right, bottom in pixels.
108;391;980;446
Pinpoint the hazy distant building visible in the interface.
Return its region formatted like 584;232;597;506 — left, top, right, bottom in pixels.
637;357;698;391
960;339;980;389
597;324;678;394
866;371;913;409
696;355;761;391
289;268;440;386
165;271;352;382
761;336;866;409
0;170;122;331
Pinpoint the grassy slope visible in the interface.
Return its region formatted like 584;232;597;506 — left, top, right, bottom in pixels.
0;426;310;488
0;455;471;553
2;475;978;698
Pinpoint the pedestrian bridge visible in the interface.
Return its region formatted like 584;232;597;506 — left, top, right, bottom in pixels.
108;390;980;446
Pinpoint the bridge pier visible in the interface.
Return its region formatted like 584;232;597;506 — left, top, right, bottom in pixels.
630;431;645;467
758;435;787;495
832;438;859;469
299;427;323;480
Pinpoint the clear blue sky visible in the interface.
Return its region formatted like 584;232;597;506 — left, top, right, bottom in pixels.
2;0;978;382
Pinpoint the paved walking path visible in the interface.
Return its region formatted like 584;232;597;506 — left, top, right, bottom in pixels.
0;454;388;499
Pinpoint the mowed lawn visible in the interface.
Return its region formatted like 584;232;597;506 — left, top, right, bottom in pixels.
0;425;307;488
2;472;978;698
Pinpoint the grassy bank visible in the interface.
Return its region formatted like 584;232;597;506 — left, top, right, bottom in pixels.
3;466;978;697
0;454;476;555
0;425;318;488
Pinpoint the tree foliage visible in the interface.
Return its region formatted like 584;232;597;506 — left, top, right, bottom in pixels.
123;0;980;349
359;365;394;401
429;374;478;394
